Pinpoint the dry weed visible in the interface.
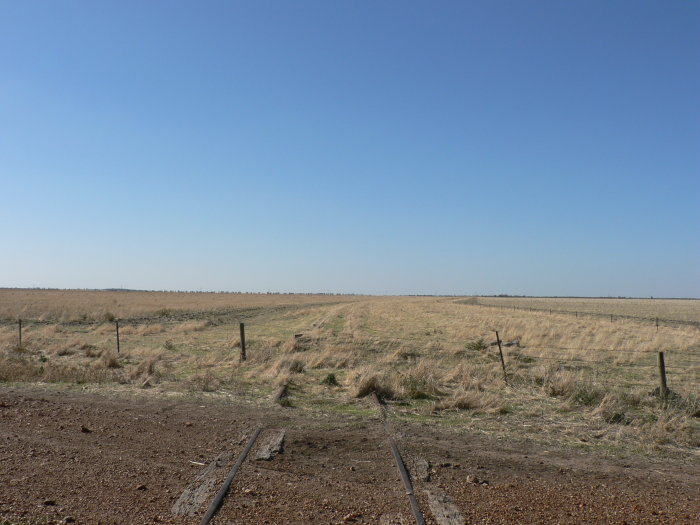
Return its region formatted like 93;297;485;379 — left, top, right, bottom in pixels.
355;375;395;400
189;370;219;392
99;351;121;369
174;321;210;333
433;390;503;413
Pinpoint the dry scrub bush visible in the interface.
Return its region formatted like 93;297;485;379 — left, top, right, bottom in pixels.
464;338;488;352
505;348;535;365
0;327;16;348
174;320;210;333
248;354;307;383
351;372;396;400
0;355;122;384
117;325;136;335
592;393;636;424
0;356;43;382
281;335;319;353
444;362;501;391
244;343;275;364
641;411;700;448
83;344;101;358
565;381;607;407
53;337;83;356
397;360;444;399
348;361;444;401
528;364;559;388
189;370;219;392
432;390;504;413
275;357;305;375
137;323;165;336
129;354;163;381
99;351;121;369
306;346;357;369
390;345;421;361
119;323;164;336
517;365;607;407
94;323;115;334
545;370;577;397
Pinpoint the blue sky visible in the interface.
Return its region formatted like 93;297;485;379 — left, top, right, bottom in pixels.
1;1;698;296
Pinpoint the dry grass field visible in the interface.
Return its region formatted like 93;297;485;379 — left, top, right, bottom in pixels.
0;288;361;322
475;296;700;324
1;290;698;459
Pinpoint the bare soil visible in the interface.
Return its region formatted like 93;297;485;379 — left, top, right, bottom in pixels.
1;385;698;525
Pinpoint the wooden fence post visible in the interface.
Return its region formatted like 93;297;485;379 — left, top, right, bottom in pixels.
116;320;120;354
18;319;22;348
239;322;246;362
658;351;668;401
494;331;508;386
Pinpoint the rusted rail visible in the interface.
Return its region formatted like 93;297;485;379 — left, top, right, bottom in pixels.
388;437;427;525
371;391;427;525
198;425;263;525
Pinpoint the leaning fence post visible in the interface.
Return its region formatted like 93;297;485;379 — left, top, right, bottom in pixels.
494;330;508;386
239;322;246;362
115;319;120;354
658;351;668;401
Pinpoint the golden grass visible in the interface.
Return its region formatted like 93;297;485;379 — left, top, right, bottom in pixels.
0;289;366;322
475;296;700;323
1;292;698;456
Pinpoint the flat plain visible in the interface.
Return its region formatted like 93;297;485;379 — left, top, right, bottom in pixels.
1;290;698;523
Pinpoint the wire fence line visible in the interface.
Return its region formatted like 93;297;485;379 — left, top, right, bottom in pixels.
4;312;697;397
0;308;259;327
461;300;700;329
7;315;698;361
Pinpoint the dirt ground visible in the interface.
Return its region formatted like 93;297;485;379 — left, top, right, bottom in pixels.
1;385;698;525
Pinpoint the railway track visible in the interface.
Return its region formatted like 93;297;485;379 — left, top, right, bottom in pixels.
173;383;465;524
3;386;697;524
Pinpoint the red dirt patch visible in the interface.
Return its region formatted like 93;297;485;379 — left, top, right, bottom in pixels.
1;385;698;524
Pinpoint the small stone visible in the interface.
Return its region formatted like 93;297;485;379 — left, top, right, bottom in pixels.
466;474;488;485
136;484;147;491
414;459;431;482
43;499;57;506
80;426;91;433
185;422;193;427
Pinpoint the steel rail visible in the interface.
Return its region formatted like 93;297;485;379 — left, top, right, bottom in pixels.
387;437;427;525
371;391;426;525
199;425;263;525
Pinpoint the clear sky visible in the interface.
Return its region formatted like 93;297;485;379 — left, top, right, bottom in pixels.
1;1;698;297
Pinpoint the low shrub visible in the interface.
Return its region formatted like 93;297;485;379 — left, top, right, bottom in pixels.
465;338;488;352
321;373;338;386
353;374;395;400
